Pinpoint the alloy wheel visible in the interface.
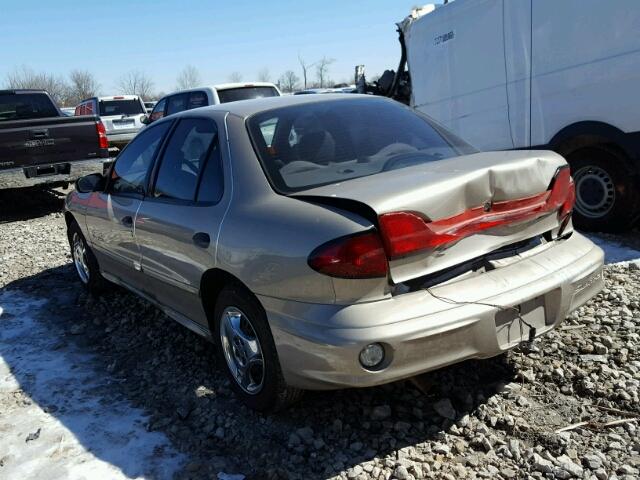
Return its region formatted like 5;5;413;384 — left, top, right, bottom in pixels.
72;232;90;284
220;306;265;394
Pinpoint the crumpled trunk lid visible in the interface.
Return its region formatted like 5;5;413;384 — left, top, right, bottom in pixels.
297;150;569;283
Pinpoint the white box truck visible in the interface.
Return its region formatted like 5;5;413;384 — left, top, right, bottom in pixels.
372;0;640;232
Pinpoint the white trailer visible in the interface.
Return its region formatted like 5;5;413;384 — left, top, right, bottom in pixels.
398;0;640;232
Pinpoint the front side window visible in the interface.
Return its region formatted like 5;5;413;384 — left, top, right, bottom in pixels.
153;118;218;202
150;98;166;122
247;98;477;193
166;93;188;115
109;122;171;195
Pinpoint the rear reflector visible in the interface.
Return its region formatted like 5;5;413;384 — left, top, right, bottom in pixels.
379;166;575;259
308;231;388;278
96;121;109;149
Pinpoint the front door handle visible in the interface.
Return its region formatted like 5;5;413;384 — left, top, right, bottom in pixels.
121;215;133;228
192;232;210;248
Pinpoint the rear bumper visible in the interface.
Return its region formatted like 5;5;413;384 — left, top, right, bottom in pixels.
106;131;138;146
0;158;110;189
260;233;604;390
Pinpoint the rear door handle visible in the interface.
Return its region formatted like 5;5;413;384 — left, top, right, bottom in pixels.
121;216;133;228
192;232;210;248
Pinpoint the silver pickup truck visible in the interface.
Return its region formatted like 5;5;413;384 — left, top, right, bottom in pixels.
0;89;110;190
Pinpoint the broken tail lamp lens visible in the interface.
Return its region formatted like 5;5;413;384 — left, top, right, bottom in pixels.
379;166;576;259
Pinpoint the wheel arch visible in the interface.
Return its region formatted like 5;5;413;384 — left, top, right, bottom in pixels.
549;121;639;174
64;211;76;228
200;268;261;330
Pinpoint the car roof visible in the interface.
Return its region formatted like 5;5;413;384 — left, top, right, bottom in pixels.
96;95;140;101
168;93;389;120
165;82;279;97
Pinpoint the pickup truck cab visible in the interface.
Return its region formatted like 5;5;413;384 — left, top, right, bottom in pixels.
75;95;146;148
146;82;280;124
0;89;109;190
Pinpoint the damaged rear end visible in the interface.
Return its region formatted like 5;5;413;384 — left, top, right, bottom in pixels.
300;150;575;291
245;96;603;389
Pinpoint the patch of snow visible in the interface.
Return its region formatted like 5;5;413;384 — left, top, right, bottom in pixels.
585;233;640;264
217;473;245;480
0;290;184;479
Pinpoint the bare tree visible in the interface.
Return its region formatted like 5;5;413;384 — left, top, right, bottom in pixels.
66;69;100;105
257;67;271;82
116;70;155;99
228;71;243;83
315;56;335;88
175;65;201;90
5;65;69;105
298;55;315;89
278;70;300;93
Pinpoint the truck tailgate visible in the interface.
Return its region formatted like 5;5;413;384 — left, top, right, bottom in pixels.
0;115;107;172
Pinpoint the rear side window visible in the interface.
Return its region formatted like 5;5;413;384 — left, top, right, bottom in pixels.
187;91;208;110
153;118;219;202
0;93;58;121
166;94;188;115
216;86;279;103
99;99;144;116
109;122;171;195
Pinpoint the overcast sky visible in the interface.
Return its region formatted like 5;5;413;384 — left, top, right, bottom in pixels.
1;0;443;94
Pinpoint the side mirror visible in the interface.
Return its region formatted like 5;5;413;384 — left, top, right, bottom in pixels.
140;114;150;125
76;173;106;193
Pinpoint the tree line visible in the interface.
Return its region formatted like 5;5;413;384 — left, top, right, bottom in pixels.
3;57;343;107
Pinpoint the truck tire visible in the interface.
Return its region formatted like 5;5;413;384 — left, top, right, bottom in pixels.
567;147;640;232
213;285;304;412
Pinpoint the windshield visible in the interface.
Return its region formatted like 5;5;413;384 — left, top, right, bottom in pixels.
217;86;279;104
99;99;144;116
247;98;477;193
0;93;58;121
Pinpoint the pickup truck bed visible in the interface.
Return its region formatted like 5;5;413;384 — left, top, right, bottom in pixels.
0;90;109;190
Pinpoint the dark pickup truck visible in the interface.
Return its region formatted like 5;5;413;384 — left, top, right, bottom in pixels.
0;89;110;189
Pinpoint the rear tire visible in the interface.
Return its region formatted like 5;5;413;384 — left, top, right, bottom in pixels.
67;220;106;294
567;147;640;232
213;285;304;412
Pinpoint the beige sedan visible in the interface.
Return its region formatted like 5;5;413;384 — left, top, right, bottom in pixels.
65;95;604;411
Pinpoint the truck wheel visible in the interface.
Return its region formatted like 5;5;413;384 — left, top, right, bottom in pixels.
567;147;640;232
213;285;304;412
67;221;106;294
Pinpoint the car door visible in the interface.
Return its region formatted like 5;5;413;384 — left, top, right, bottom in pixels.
134;115;228;327
84;121;172;287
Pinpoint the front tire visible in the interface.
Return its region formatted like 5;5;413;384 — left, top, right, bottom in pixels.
213;285;303;412
567;147;640;232
67;221;106;294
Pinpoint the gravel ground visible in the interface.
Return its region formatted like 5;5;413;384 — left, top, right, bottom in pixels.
1;188;639;480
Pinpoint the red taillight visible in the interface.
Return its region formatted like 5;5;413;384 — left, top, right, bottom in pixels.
378;211;455;258
96;121;108;149
379;165;575;259
308;231;388;278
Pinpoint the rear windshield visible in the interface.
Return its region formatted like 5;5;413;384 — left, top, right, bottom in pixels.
247;98;477;193
217;86;279;104
99;99;144;116
0;93;58;121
